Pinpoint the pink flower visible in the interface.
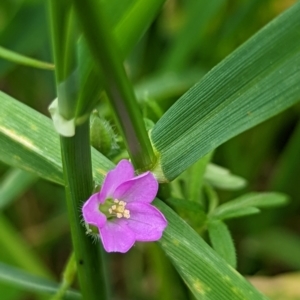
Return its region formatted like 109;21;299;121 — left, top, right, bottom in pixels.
82;160;167;253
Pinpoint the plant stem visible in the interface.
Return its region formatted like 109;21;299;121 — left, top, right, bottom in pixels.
75;0;166;121
49;0;77;120
60;123;109;299
0;46;54;70
50;252;77;300
50;2;109;296
72;0;155;172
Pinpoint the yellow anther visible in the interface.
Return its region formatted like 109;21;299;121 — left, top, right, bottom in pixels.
108;199;131;219
117;206;125;213
124;209;130;219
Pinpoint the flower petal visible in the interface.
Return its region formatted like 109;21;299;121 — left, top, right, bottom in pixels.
126;202;167;241
98;160;135;202
99;220;135;253
113;172;158;203
82;194;106;228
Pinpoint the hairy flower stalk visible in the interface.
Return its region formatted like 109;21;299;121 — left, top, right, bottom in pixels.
82;160;167;253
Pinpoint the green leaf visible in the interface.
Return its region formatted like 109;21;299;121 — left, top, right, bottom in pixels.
0;262;81;300
213;207;260;220
0;214;53;300
0;215;52;279
0;92;267;299
165;197;204;212
165;197;207;233
146;244;184;300
151;2;300;181
187;152;213;203
204;164;247;190
203;183;220;214
102;0;136;29
0;90;113;185
207;220;237;268
212;192;288;220
113;0;166;57
155;201;266;299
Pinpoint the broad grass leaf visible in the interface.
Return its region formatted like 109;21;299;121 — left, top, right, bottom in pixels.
0;91;267;299
151;2;300;181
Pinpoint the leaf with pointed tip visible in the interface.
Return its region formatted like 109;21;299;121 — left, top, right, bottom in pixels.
0;262;81;299
207;220;237;268
211;192;288;220
212;207;260;221
205;164;247;190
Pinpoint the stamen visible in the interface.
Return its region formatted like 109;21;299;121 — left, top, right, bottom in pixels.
108;199;131;219
118;206;125;213
123;209;130;219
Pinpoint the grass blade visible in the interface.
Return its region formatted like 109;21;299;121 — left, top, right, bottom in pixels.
204;164;246;190
0;92;267;299
0;90;113;185
151;2;300;181
0;262;81;300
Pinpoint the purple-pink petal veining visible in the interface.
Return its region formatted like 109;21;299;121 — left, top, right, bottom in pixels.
113;172;158;203
100;220;135;253
82;194;106;228
98;160;134;202
125;202;167;241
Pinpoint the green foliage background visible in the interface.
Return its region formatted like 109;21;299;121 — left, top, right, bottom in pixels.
0;0;299;299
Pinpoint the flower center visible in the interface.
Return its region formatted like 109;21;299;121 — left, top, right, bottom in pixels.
99;198;130;220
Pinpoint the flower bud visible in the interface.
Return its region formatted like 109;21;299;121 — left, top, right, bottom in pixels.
90;111;117;156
